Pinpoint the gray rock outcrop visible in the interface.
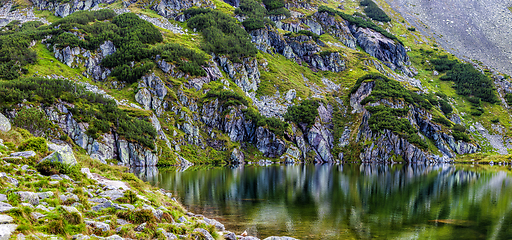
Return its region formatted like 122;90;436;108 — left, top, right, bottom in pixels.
135;73;168;116
351;80;479;162
40;144;77;166
216;56;260;93
31;0;109;17
0;113;10;132
152;0;214;18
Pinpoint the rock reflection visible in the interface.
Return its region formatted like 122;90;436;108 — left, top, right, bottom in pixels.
133;164;512;239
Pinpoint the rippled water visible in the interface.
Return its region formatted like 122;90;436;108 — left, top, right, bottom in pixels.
132;164;512;239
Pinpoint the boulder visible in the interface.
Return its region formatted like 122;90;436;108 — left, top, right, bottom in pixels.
193;228;214;240
134;223;146;232
16;191;39;206
59;193;79;203
0;224;17;240
224;232;237;240
37;192;54;200
10;151;36;158
264;237;299;240
30;212;46;221
40;144;77;166
285;89;296;102
0;215;13;224
0;113;10;132
100;41;116;58
0;202;13;213
91;200;126;211
85;220;110;232
230;148;245;164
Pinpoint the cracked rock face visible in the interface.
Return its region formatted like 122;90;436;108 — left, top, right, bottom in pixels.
351;81;478;162
135;73;168;116
351;26;410;70
152;0;214;18
31;0;107;17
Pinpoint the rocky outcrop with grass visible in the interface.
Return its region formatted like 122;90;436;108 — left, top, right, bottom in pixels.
31;0;111;17
0;126;297;239
350;75;479;162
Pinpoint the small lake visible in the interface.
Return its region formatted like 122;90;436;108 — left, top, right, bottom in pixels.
132;164;512;239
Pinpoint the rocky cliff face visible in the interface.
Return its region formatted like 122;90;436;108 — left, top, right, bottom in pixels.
351;81;479;162
259;10;413;76
152;0;215;19
3;103;158;166
249;26;346;73
14;2;489;166
349;25;412;76
31;0;112;17
51;40;115;82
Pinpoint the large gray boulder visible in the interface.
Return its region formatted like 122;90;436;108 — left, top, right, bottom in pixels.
0;215;13;224
230;148;244;164
10;151;36;158
16;191;39;206
0;202;13;213
40;144;77;166
0;224;17;240
0;113;10;132
193;228;214;240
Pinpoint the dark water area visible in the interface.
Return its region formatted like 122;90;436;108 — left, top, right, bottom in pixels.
132;164;512;239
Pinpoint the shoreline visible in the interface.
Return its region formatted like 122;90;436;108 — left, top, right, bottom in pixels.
0;127;296;240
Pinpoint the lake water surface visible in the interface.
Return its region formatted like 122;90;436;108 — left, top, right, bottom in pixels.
132;164;512;239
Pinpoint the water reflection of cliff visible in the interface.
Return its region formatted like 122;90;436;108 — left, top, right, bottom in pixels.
132;164;512;239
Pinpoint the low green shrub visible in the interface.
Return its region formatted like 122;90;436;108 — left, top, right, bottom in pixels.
242;18;265;31
243;107;288;136
36;161;84;180
18;137;47;153
284;100;319;127
505;93;512;105
360;0;391;22
262;0;284;10
452;124;470;142
439;99;453;115
116;209;156;224
318;6;401;44
186;8;258;62
12;108;54;137
366;105;428;150
432;116;452;127
153;43;207;77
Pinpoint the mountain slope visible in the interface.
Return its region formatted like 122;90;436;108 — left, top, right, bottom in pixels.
0;0;511;167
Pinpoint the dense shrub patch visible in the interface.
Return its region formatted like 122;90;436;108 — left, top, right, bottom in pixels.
186;8;258;62
431;55;457;72
153;43;208;76
452;124;470;142
366;105;427;149
0;20;48;79
18;137;48;153
205;89;249;108
360;0;391;22
0;78;157;149
36;161;84;180
12;108;55;137
318;6;401;44
505;93;512;106
262;0;290;17
284;100;319;127
434;60;498;104
243;107;288;136
353;74;432;109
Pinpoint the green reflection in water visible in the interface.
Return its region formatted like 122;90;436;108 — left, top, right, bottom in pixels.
132;164;512;239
